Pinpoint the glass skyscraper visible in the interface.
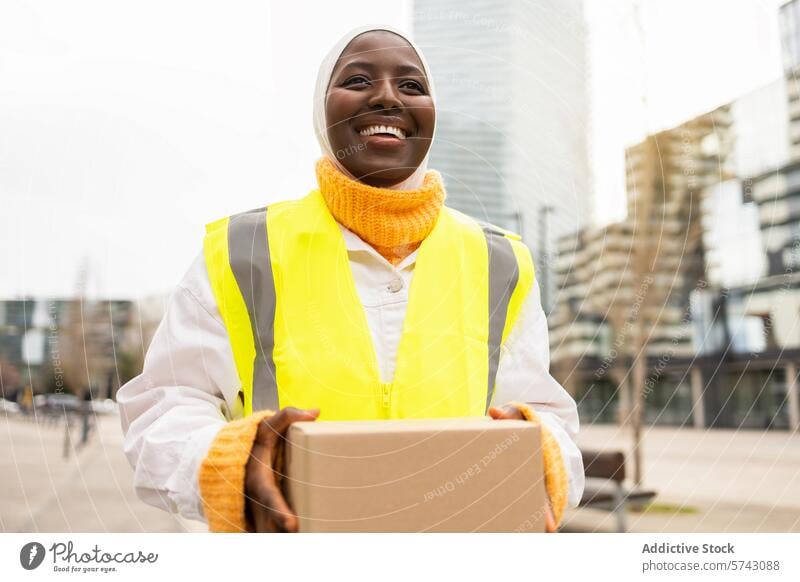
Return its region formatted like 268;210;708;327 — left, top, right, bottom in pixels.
413;0;591;310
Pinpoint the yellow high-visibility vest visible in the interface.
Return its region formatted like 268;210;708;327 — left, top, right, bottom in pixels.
203;190;534;420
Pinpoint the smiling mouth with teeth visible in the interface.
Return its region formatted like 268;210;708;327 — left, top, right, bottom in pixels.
358;125;407;140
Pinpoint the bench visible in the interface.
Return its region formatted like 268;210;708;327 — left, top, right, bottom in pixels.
578;450;657;532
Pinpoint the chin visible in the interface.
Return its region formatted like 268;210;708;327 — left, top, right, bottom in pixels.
360;166;412;186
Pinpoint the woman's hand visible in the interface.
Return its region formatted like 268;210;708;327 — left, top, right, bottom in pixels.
487;404;525;421
245;406;320;532
488;403;557;533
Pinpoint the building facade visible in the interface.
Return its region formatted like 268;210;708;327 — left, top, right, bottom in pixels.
546;104;800;430
550;80;800;431
413;0;591;310
0;299;137;401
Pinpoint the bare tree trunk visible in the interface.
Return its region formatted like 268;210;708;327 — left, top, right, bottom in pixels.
612;366;631;427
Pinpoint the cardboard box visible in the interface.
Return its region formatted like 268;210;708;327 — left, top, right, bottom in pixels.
283;417;545;532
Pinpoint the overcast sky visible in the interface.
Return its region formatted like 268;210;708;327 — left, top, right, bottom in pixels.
0;0;785;299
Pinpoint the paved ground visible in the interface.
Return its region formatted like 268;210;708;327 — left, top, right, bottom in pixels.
1;413;798;533
0;413;205;533
562;423;800;533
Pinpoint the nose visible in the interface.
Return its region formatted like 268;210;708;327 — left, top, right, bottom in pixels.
367;77;403;109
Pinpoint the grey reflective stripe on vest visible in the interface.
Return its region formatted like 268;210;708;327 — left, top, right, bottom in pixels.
482;225;520;412
227;207;280;412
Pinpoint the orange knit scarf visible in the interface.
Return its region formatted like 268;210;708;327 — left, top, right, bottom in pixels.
315;157;446;265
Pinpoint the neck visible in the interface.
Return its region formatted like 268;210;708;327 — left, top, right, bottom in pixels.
315;157;446;265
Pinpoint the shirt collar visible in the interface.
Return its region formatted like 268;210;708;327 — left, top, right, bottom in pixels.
338;223;418;270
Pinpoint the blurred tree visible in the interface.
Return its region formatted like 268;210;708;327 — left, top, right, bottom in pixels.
0;356;22;400
116;346;144;387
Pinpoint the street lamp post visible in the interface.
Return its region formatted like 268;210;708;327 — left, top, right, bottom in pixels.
538;205;554;314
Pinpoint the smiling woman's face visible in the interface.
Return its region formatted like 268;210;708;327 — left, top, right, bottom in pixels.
325;30;435;188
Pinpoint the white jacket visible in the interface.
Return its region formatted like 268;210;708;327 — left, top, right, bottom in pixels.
117;223;585;524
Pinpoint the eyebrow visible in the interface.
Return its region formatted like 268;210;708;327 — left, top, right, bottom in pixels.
395;63;426;77
338;60;426;78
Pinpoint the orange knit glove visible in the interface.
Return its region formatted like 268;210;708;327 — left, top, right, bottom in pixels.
198;410;275;532
509;402;569;529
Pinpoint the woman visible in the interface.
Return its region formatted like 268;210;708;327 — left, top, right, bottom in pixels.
118;25;583;533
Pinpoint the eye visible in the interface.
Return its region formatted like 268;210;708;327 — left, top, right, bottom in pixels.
342;75;370;88
400;80;425;94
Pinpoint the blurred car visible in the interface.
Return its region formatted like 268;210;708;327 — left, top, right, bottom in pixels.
34;393;82;413
0;398;21;414
89;398;117;415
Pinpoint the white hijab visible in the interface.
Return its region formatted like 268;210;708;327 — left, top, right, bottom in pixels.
312;25;437;191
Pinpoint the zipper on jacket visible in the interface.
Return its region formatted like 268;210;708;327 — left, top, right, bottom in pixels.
380;382;391;412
